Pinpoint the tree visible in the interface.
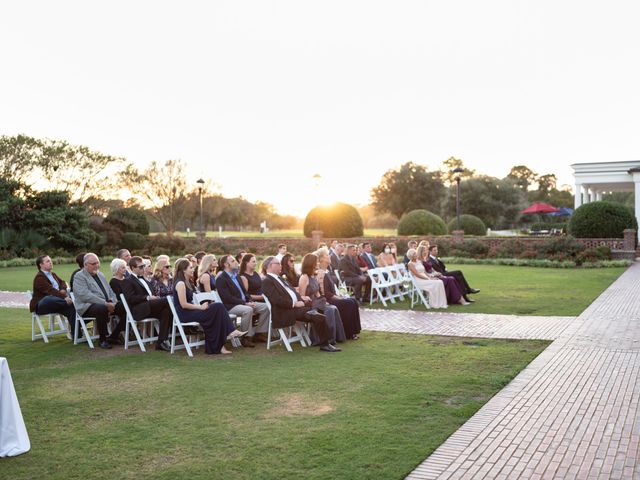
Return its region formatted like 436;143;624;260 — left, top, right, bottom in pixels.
507;165;537;192
104;207;150;235
370;162;445;218
120;159;188;235
444;175;527;229
0;135;43;183
440;157;476;186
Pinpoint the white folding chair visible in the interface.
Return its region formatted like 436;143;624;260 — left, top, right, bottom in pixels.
387;264;408;301
69;292;99;348
167;296;205;357
367;267;396;306
263;296;311;352
408;273;431;310
27;291;71;343
119;294;159;352
193;291;241;348
334;270;348;292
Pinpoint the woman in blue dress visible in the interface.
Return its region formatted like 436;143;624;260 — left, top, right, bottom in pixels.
173;258;245;355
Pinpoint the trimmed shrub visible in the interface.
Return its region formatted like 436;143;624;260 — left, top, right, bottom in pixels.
104;207;150;235
449;239;489;258
568;201;637;238
145;234;187;256
121;232;147;251
303;203;364;238
397;210;447;236
494;238;528;258
447;214;486;236
534;235;585;259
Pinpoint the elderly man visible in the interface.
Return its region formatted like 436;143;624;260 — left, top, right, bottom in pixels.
122;256;173;351
30;255;77;337
116;249;132;278
339;244;371;303
262;256;339;352
330;242;344;271
215;254;270;347
72;253;119;349
403;240;418;265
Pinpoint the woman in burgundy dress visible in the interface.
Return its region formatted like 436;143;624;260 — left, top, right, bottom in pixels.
417;245;469;305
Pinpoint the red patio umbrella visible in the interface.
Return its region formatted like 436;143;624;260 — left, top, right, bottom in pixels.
520;202;560;214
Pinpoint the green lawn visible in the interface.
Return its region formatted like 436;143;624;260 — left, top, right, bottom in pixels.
368;264;626;316
151;228;397;238
5;264;626;317
1;307;548;480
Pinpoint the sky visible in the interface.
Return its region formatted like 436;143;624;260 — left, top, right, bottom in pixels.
2;1;640;217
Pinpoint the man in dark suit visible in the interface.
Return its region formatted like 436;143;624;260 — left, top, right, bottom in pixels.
339;244;371;303
403;240;418;265
360;242;377;270
428;245;479;296
216;255;269;347
262;256;340;352
30;254;77;337
330;242;344;271
122;256;173;351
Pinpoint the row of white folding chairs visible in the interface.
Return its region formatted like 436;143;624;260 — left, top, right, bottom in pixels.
366;264;412;306
27;291;71;343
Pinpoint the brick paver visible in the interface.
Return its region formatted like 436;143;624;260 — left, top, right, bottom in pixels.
378;263;640;480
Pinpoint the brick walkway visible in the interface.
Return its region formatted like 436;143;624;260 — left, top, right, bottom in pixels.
362;263;639;479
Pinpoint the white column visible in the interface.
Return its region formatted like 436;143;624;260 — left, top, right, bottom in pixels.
595;191;602;201
574;182;583;209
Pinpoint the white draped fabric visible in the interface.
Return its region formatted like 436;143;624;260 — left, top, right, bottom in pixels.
0;357;30;457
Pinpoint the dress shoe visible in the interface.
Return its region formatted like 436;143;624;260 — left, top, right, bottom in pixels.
107;336;123;345
319;344;341;352
99;340;112;349
304;311;327;322
155;341;171;352
253;333;268;343
469;288;480;294
240;338;255;348
463;296;475;303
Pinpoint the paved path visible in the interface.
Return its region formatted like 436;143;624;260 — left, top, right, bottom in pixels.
359;263;639;479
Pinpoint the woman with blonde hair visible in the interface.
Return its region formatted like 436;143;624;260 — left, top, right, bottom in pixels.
197;254;219;292
151;258;173;297
406;248;448;308
417;244;468;305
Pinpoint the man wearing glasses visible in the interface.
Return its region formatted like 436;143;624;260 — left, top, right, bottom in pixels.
122;256;173;351
72;253;119;349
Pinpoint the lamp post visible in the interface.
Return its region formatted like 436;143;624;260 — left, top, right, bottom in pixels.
453;167;465;232
196;178;205;241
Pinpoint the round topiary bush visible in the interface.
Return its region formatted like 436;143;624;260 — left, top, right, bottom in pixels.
303;203;364;238
568;201;638;238
447;214;487;236
397;209;447;236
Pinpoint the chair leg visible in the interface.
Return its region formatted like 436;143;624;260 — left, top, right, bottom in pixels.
278;328;293;352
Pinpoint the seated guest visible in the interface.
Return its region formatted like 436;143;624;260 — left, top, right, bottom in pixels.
173;258;244;355
315;247;361;340
258;258;269;278
275;244;287;261
29;255;77;337
141;256;153;282
107;258;128;339
215;255;270;346
239;254;264;302
406;249;448;309
280;253;299;288
377;243;397;267
339;244;371;303
330;242;344;270
360;242;378;270
197;254;218;292
122;256;174;351
156;254;170;265
261;256;340;352
116;249;132;278
428;245;479;296
403;241;418;265
356;244;369;271
151;258;174;297
417;245;469;305
298;253;346;344
72;253;120;349
235;251;247;264
69;252;86;290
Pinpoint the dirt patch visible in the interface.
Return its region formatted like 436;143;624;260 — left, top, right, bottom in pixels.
263;393;335;419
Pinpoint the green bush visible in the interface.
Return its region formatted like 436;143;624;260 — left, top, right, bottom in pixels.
145;234;187;256
569;201;637;238
534;235;585;260
104;207;150;235
494;238;528;258
303;203;364;238
447;214;487;236
397;210;447;236
0;228;48;259
449;239;489;258
575;245;612;265
121;232;147;251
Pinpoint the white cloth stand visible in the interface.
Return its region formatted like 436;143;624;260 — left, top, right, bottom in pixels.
0;357;30;457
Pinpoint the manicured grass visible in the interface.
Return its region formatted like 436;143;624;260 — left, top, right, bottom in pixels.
150;228;397;238
1;307;548;480
4;264;626;317
368;264;627;316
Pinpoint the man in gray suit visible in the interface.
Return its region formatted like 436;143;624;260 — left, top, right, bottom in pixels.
72;253;118;349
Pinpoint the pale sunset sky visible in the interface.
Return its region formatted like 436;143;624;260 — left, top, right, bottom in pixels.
1;1;639;216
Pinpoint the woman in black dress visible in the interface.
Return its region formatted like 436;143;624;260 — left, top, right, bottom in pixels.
172;258;245;355
239;254;264;302
280;253;299;288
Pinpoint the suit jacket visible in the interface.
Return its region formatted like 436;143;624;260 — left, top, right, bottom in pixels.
72;269;116;316
122;275;163;320
30;271;68;312
215;271;248;310
360;252;376;269
262;274;306;328
429;255;447;274
339;255;362;279
330;251;341;270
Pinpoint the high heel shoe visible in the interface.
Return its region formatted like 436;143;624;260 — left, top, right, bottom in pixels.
227;330;248;339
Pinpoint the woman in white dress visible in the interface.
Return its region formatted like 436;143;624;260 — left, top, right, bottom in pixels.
406;248;448;308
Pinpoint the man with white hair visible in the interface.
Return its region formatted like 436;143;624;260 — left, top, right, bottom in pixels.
72;253;119;349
